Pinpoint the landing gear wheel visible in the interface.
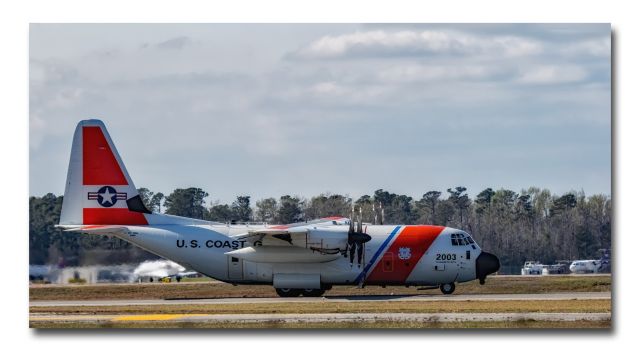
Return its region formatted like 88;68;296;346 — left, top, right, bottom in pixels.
301;289;326;297
439;282;455;295
275;288;302;297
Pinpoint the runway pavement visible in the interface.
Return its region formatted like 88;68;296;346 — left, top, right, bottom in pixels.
30;291;611;326
29;312;611;324
30;291;610;307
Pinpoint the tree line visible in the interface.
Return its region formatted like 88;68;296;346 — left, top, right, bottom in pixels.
30;186;611;271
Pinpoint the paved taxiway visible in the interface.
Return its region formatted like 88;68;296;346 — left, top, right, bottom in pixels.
30;292;611;325
30;291;610;307
29;312;611;324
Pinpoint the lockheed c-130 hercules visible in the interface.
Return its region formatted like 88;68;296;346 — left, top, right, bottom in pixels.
57;120;500;297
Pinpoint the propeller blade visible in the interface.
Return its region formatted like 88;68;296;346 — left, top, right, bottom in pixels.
372;202;377;225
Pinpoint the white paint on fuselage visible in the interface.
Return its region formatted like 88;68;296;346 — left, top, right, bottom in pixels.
406;228;480;285
115;223;480;286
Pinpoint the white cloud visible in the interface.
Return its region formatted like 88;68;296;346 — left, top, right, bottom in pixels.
376;64;495;83
292;30;542;59
517;65;588;84
154;36;191;50
310;81;345;95
562;37;611;57
29;113;47;149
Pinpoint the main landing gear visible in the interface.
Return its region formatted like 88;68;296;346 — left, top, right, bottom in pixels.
275;288;326;297
439;282;455;295
275;288;301;297
302;288;326;297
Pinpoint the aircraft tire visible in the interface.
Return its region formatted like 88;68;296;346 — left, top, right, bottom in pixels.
439;282;455;295
275;288;302;297
301;288;326;297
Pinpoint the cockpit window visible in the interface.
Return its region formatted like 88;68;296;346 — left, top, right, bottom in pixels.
451;233;475;246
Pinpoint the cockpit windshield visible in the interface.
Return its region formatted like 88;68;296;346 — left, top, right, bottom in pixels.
451;233;475;246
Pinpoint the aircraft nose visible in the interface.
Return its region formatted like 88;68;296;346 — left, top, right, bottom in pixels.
476;251;500;285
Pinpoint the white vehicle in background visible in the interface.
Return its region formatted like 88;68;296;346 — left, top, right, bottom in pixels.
569;260;602;274
542;262;570;275
521;261;544;275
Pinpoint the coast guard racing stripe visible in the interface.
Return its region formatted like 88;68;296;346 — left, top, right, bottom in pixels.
365;225;444;284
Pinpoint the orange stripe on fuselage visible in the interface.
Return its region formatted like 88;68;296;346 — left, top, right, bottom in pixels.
366;225;445;284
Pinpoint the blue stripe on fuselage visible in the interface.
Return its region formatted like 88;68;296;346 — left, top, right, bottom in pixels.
355;225;402;284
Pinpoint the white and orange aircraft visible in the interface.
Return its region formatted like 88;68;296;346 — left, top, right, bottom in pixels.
57;120;500;297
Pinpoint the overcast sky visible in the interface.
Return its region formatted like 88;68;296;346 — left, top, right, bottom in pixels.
29;24;611;204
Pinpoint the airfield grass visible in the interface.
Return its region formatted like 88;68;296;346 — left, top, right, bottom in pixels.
29;275;611;301
30;299;611;315
29;319;611;329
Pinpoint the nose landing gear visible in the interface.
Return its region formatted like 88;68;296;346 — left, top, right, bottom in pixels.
439;282;455;295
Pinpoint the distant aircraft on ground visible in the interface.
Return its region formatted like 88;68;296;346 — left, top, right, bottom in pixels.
569;260;602;274
133;260;198;282
57;120;500;297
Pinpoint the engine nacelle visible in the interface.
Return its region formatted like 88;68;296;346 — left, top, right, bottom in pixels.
304;227;349;253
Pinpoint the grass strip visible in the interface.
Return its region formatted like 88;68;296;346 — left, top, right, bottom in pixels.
30;299;611;315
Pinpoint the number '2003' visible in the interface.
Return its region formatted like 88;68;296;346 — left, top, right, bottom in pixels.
436;253;456;261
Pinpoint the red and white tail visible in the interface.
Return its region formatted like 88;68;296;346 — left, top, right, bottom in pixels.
59;120;150;225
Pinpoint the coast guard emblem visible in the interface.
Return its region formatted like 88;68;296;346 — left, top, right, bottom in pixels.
398;247;411;260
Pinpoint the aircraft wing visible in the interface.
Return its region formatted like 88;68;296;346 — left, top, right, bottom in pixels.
232;216;349;241
232;226;309;244
282;216;351;228
228;217;359;263
232;216;350;242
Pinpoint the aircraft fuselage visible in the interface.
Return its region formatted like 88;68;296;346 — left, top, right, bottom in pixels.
115;222;488;287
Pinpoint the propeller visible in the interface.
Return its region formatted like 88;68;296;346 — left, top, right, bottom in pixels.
348;206;371;244
346;204;371;267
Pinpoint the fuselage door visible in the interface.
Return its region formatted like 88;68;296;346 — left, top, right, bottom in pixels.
382;252;394;272
228;256;243;280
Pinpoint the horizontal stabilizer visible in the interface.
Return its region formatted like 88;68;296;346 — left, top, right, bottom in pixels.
56;224;129;236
